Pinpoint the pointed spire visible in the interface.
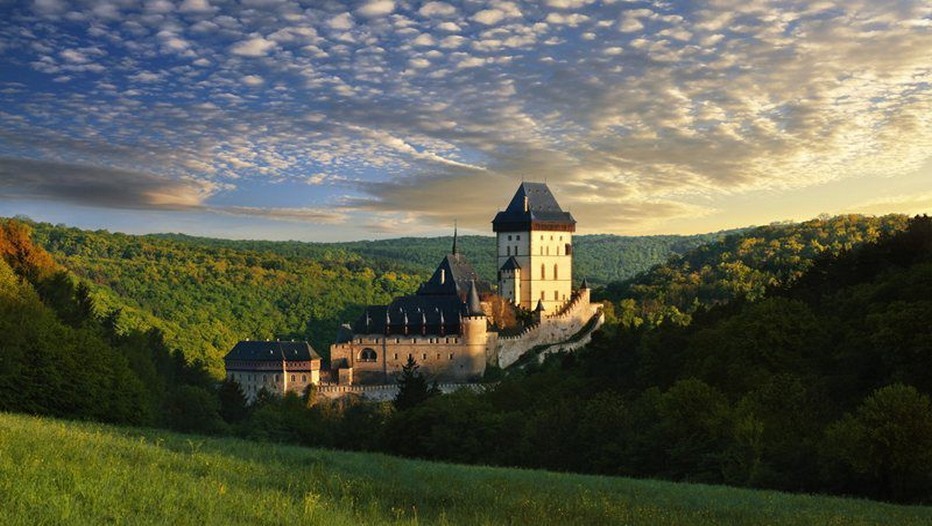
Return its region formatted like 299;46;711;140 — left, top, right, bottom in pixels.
452;220;458;255
581;277;589;290
535;299;546;312
466;279;484;317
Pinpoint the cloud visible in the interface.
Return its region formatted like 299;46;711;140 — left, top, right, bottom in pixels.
179;0;213;13
33;0;66;15
211;206;347;224
848;192;932;216
357;0;395;18
545;0;595;8
230;36;276;57
419;2;458;18
0;157;219;210
471;3;522;26
328;13;355;30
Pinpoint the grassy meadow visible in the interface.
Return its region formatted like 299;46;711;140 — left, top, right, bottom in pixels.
0;412;929;525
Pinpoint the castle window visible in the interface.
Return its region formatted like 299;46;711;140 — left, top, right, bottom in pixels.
546;246;550;255
394;353;398;360
541;264;545;279
395;338;400;344
507;246;511;256
541;291;546;300
508;235;512;241
291;374;296;382
422;353;427;360
408;353;413;360
516;235;520;240
437;353;441;360
554;264;558;280
413;338;417;344
550;235;553;240
449;353;454;360
302;375;307;382
359;348;377;362
275;374;280;382
554;291;559;301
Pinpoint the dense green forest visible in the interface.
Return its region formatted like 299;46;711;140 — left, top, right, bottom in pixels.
0;220;218;430
151;230;733;287
598;214;910;327
20;220;726;374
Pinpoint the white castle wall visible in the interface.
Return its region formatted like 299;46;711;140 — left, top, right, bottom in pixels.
495;288;602;368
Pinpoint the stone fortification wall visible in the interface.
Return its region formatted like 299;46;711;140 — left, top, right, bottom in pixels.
495;288;602;368
330;319;490;385
317;382;485;402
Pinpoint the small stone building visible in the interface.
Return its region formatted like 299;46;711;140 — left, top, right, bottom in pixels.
224;340;321;402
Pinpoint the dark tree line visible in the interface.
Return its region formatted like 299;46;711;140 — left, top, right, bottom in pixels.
0;220;220;432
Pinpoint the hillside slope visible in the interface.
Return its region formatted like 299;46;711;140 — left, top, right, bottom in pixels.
1;412;929;526
600;214;909;326
22;220;728;373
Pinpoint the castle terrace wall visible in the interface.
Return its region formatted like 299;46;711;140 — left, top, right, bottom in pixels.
329;330;487;385
316;382;486;402
496;289;602;368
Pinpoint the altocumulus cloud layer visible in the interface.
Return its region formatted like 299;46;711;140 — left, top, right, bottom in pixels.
0;0;929;236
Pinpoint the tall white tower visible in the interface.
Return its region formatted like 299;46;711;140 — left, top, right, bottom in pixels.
492;183;576;312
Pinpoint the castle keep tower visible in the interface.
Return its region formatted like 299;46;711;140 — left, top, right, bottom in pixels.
493;183;576;312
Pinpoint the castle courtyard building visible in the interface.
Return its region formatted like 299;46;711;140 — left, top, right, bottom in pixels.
224;340;321;402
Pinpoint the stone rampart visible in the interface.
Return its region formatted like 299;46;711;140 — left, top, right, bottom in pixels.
316;382;485;402
495;289;602;368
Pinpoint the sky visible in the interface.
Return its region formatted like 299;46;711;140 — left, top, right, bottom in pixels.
0;0;930;241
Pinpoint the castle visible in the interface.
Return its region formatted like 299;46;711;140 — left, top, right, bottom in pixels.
225;182;603;395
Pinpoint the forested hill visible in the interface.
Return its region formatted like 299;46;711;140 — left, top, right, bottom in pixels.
599;214;911;326
25;222;423;376
18;220;729;375
149;230;733;286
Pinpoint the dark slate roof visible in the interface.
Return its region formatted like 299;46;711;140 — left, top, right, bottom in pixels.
417;253;492;298
492;182;576;232
352;294;468;336
335;323;354;344
500;256;521;271
225;340;321;362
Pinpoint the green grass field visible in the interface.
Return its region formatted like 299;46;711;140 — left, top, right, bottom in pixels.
0;412;928;525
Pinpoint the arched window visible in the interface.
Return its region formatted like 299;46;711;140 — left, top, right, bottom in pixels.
291;374;295;382
553;264;558;280
541;264;546;280
359;348;377;362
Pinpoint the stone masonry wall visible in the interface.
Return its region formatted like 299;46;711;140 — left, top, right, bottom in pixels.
495;288;602;368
